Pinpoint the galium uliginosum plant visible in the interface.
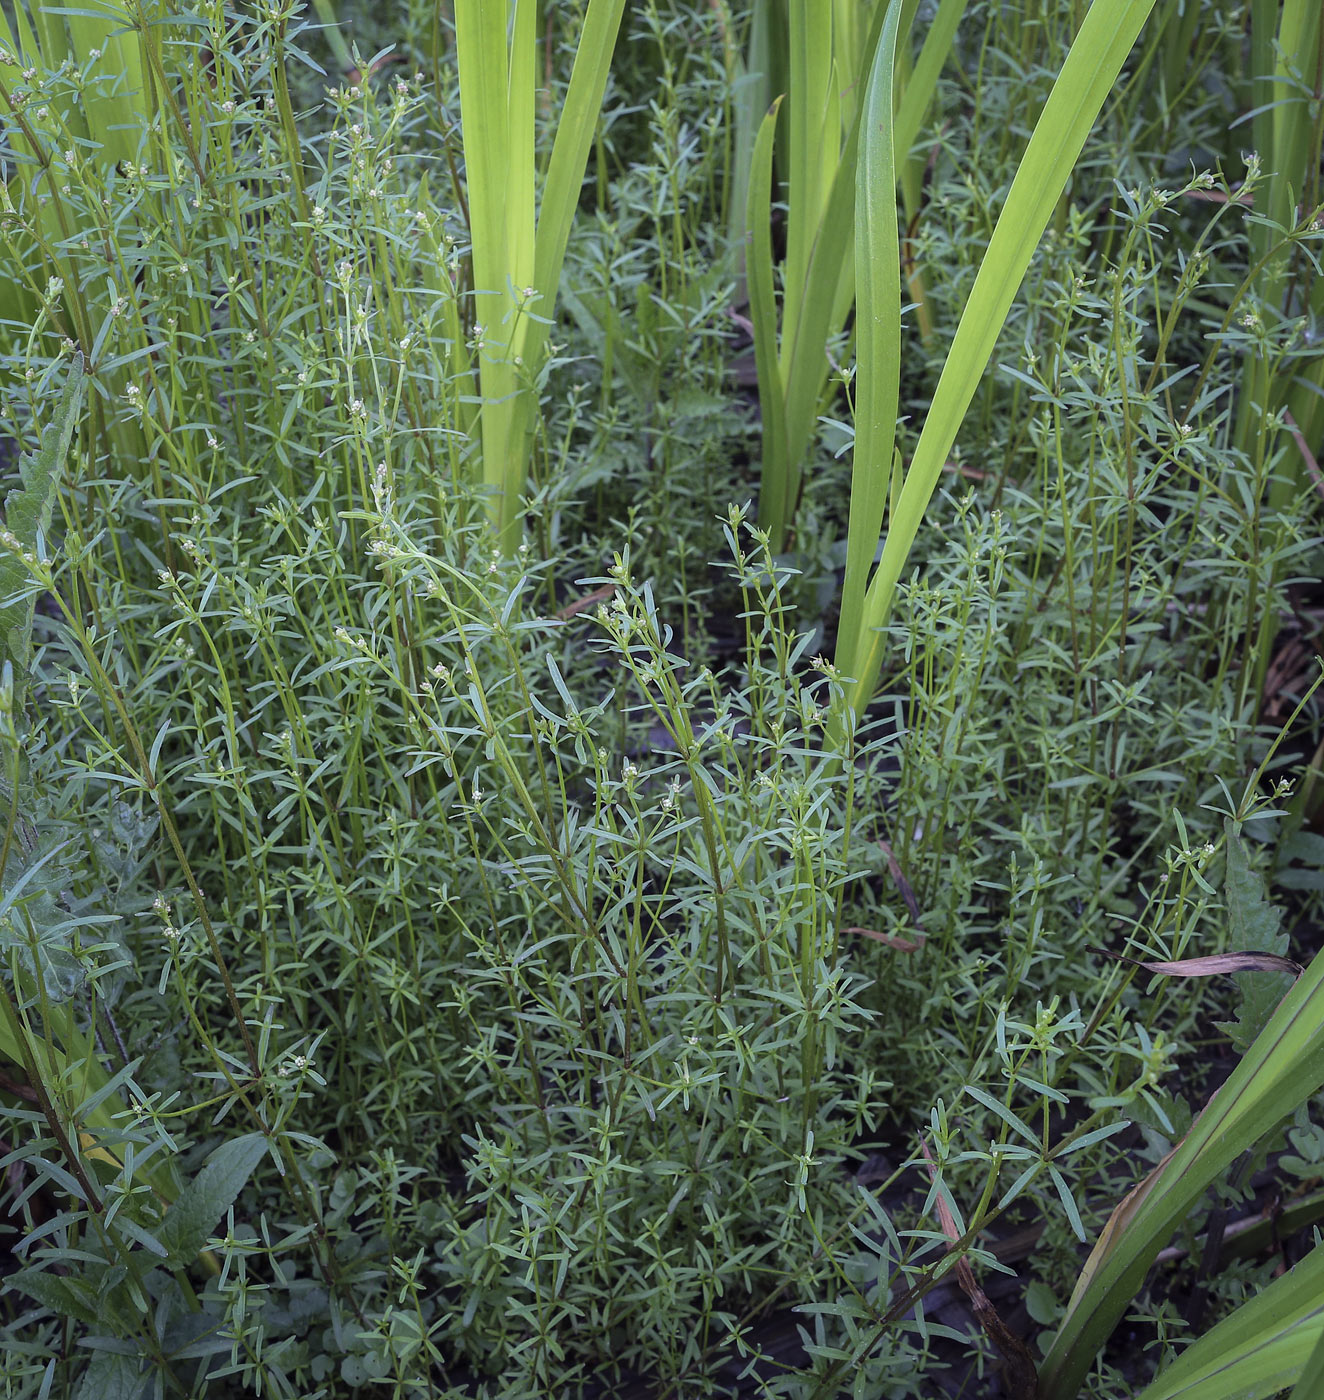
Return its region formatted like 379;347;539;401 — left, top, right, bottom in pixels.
6;464;922;1392
0;1;1321;1396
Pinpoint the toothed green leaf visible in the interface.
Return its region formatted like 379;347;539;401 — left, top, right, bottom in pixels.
1215;818;1294;1053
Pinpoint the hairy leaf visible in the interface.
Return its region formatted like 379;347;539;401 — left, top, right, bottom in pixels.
1216;819;1294;1052
157;1133;268;1266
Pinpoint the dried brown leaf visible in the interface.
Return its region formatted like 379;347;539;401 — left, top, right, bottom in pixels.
1095;947;1304;979
844;925;925;953
1285;410;1324;505
555;583;615;620
920;1137;1039;1399
877;837;924;930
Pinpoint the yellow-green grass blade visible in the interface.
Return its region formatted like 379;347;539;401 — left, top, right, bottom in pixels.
837;0;902;689
0;4;150;329
777;0;891;522
728;0;775;300
1161;0;1204;105
893;0;967;345
0;996;179;1203
893;0;966;161
30;4;74;133
1038;942;1324;1399
0;6;48;331
58;2;149;170
1236;0;1322;459
1266;0;1323;490
415;176;477;442
1236;0;1322;705
830;0;871;130
774;100;860;542
1;5;67;156
456;0;624;547
747;96;788;534
782;0;836;368
506;0;536;311
1132;1243;1324;1400
527;0;627;370
755;0;890;547
309;0;354;75
455;0;526;543
838;0;1158;722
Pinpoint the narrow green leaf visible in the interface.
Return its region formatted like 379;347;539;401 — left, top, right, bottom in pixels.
1048;1165;1087;1242
961;1082;1039;1149
156;1132;268;1266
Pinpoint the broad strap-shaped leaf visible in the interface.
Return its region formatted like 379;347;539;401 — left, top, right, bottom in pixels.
529;0;628;367
1134;1240;1324;1400
455;0;627;546
838;0;903;687
837;0;1160;720
156;1132;268;1266
1038;941;1324;1398
747;96;789;535
0;353;84;716
892;0;969;162
1291;1311;1324;1400
752;1;892;548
